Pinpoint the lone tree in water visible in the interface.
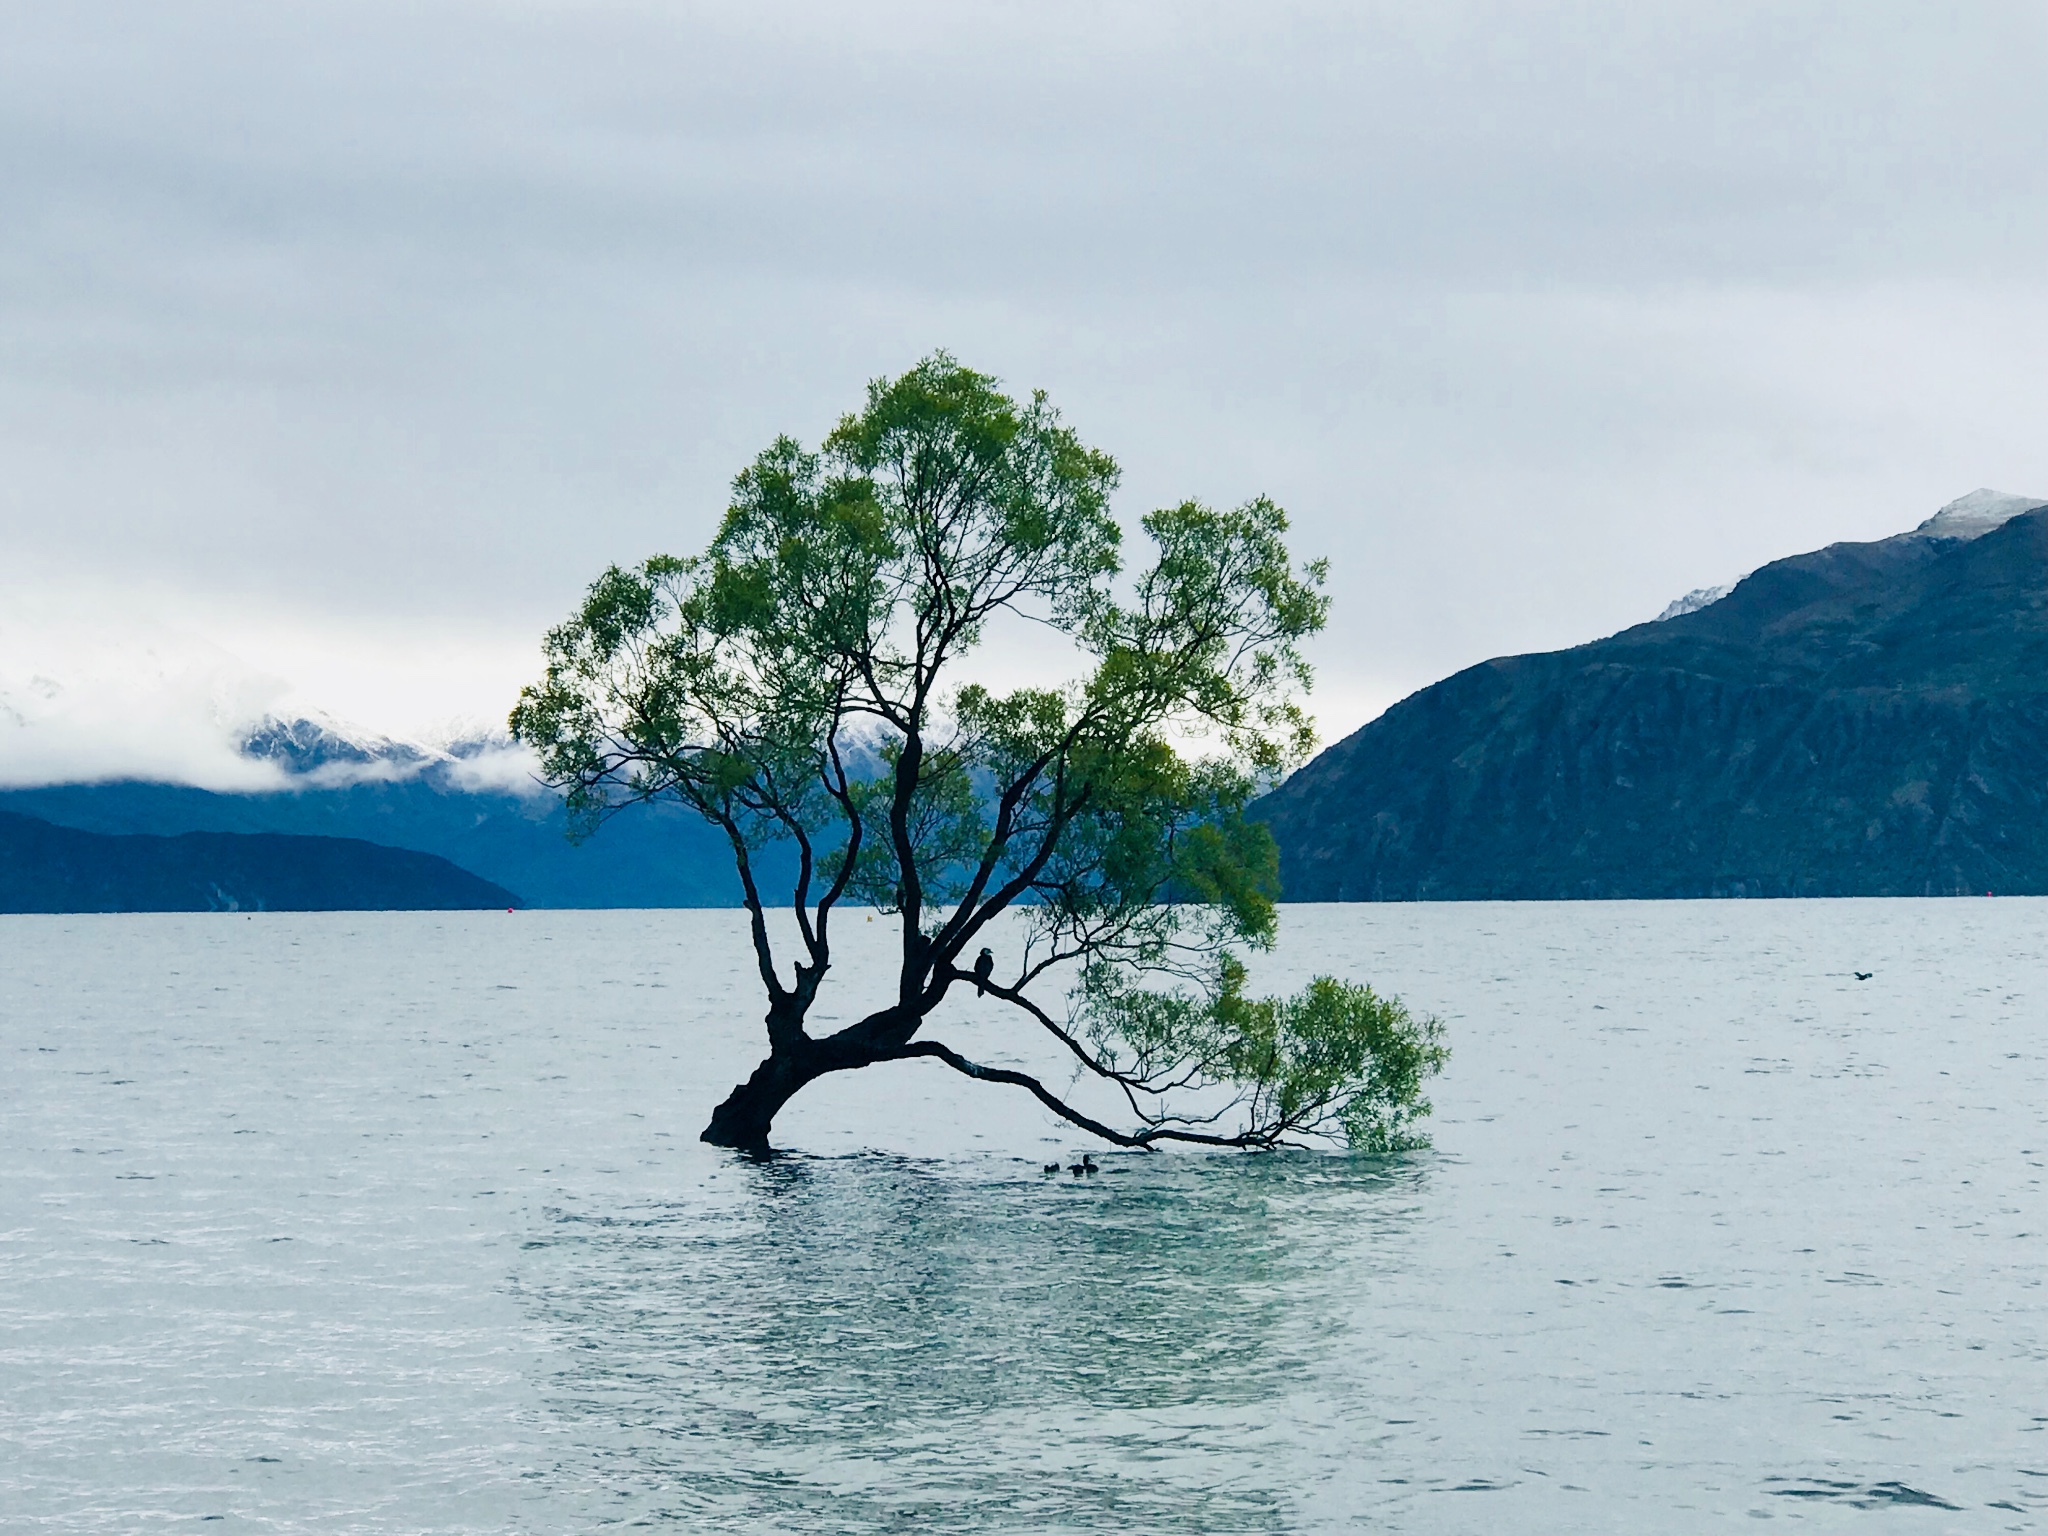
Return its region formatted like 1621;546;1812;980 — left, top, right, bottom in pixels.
512;355;1445;1154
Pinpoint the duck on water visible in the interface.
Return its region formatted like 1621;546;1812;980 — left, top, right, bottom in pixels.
1043;1154;1098;1176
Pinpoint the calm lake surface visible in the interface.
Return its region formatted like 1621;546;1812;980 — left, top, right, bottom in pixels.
2;903;2043;1533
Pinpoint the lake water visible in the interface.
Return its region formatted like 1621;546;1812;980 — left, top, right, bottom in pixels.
2;902;2043;1533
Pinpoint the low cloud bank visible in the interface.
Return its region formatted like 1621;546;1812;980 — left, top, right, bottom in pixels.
0;615;292;791
0;592;546;794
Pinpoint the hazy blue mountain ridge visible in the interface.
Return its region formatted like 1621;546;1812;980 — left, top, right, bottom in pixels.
0;722;762;909
0;809;521;913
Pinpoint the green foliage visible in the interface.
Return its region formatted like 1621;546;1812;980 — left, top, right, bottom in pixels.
511;351;1445;1150
1079;961;1447;1152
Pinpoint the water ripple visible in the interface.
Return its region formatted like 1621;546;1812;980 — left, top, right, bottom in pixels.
513;1154;1424;1532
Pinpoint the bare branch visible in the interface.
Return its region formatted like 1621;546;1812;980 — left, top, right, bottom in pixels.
885;1040;1150;1148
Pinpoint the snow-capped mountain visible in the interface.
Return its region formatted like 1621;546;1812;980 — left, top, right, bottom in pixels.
1908;487;2048;542
1652;487;2046;624
239;713;438;777
232;712;543;795
1260;487;2048;899
1655;584;1734;622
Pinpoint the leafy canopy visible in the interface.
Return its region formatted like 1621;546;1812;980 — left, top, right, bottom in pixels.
512;353;1444;1150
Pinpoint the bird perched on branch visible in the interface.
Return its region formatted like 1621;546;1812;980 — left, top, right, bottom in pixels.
973;947;994;996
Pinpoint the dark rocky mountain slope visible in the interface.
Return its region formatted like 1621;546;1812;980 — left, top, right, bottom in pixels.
1256;497;2048;899
0;810;521;913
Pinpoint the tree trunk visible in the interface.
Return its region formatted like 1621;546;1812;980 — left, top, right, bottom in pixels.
700;1005;921;1153
700;1047;821;1154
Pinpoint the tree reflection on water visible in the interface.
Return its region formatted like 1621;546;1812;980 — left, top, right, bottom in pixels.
512;1152;1427;1534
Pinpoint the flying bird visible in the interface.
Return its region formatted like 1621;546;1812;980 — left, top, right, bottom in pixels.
973;947;994;995
1854;971;1873;981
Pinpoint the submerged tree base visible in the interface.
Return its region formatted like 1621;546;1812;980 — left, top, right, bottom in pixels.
698;1029;910;1153
700;1060;803;1154
700;1040;857;1153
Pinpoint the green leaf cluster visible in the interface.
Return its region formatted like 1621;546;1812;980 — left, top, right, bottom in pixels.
1078;959;1447;1152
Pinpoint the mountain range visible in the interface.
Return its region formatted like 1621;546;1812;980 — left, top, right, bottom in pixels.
8;489;2046;908
1254;489;2048;899
0;718;753;910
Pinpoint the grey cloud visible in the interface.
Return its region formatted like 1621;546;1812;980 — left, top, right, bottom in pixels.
12;4;2043;283
2;0;2045;777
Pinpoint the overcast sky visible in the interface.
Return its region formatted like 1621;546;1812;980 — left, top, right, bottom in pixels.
4;1;2046;784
